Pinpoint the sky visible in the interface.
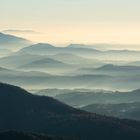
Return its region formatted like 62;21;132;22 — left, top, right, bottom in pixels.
0;0;140;45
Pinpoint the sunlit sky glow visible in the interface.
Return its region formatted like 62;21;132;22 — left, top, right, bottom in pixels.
0;0;140;45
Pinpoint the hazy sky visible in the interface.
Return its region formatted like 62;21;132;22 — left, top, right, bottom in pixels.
0;0;140;44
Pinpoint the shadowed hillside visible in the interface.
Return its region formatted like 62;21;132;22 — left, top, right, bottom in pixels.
0;131;73;140
1;83;140;139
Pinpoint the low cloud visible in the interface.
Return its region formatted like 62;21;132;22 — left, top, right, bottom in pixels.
2;29;40;34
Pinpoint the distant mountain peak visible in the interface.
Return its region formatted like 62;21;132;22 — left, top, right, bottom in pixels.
0;32;32;50
97;64;115;69
67;43;87;47
67;44;99;52
0;32;29;41
31;43;55;48
19;43;56;52
67;43;92;49
98;64;140;71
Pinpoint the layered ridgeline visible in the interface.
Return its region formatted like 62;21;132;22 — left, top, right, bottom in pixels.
77;64;140;76
18;43;140;60
1;57;140;90
49;88;140;121
52;89;140;120
54;89;140;107
0;36;140;90
1;83;140;140
1;33;140;61
82;102;140;121
18;43;100;58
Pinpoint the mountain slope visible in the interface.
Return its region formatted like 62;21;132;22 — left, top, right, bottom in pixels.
1;83;140;139
82;102;140;121
0;32;32;50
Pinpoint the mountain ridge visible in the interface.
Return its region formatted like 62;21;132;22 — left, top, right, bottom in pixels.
1;83;140;139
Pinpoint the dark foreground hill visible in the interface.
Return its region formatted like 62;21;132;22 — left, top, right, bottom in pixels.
1;83;140;140
0;131;73;140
